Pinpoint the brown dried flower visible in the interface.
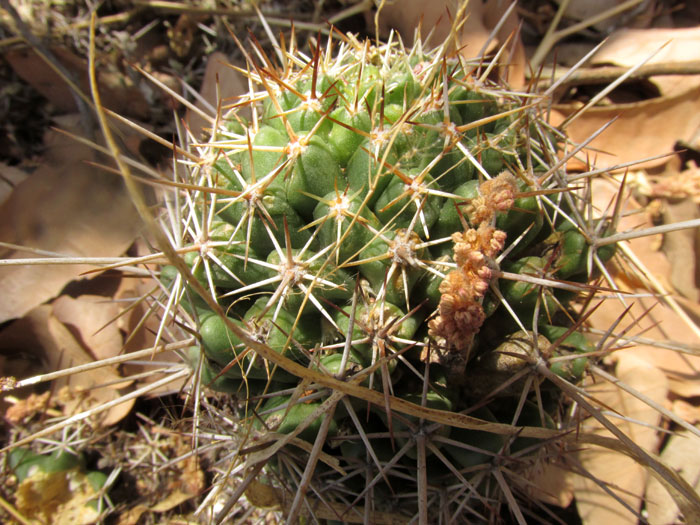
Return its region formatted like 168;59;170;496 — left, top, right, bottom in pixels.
429;224;507;350
428;173;515;364
466;171;518;225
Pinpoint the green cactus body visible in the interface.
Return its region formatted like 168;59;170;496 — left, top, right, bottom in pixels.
258;394;339;442
166;30;620;521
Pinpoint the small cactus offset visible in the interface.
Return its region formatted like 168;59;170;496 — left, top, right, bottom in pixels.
160;21;620;523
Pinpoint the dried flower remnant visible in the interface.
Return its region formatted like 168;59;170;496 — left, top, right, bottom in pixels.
428;172;516;369
466;171;518;225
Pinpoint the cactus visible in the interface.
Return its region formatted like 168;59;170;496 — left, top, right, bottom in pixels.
153;22;629;522
6;6;700;525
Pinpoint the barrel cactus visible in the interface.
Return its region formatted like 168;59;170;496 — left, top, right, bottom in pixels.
158;24;621;523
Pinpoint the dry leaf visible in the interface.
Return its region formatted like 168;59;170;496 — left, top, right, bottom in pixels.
376;0;483;48
587;178;700;397
43;114;94;164
0;162;29;205
523;462;574;507
244;479;408;524
114;275;158;354
186;51;248;139
593;177;674;291
552;84;700;171
552;27;700;171
573;352;668;524
5;391;53;424
0;305;133;426
661;198;700;302
114;275;187;395
587;278;700;397
52;295;124;362
116;505;148;525
376;0;526;86
0;142;141;323
4;45;149;118
150;491;195;513
645;427;700;525
245;479;284;509
671;399;700;424
649;165;700;203
151;435;205;512
43;113;145;174
587;284;700;398
590;27;700;97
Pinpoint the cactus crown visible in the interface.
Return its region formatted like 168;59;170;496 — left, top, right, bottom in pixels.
160;22;617;523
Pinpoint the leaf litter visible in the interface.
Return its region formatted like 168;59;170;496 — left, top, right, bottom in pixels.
0;115;142;324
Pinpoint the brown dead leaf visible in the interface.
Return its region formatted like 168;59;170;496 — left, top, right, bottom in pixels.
115;277;160;356
114;275;187;395
587;287;700;398
671;399;700;424
186;51;248;139
376;0;526;86
116;505;148;525
573;352;668;524
244;478;409;524
587;287;700;396
587;178;700;397
552;83;700;171
645;427;700;525
0;131;142;323
0;162;29;206
52;295;124;362
245;479;284;509
149;491;195;513
43;113;95;164
523;462;574;508
114;269;158;353
649;165;700;204
376;0;481;48
0;351;44;418
590;27;700;97
552;26;700;171
4;45;149;118
0;305;133;426
661;198;700;302
594;177;674;291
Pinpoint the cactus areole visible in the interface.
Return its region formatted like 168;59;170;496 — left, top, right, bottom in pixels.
162;28;616;521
